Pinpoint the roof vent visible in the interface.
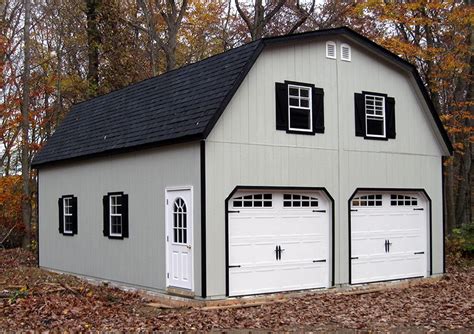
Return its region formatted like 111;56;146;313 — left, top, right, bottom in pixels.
326;41;336;59
341;43;351;61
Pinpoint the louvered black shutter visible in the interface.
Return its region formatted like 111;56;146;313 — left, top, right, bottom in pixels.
58;198;64;234
312;87;325;133
275;82;288;130
103;195;109;236
386;97;396;139
121;194;129;238
354;93;366;137
71;196;78;235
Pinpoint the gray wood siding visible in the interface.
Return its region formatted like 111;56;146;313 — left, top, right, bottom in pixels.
205;38;445;297
39;143;202;294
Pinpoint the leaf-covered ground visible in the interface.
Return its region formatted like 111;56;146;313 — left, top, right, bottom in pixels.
1;249;473;332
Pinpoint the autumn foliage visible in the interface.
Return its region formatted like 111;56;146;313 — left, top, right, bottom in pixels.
0;0;472;248
0;176;25;247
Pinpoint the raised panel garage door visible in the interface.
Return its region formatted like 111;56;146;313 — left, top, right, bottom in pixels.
350;191;429;284
227;190;331;297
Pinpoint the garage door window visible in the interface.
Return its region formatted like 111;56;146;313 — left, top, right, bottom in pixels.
233;194;272;208
352;194;382;207
391;194;418;206
283;194;318;207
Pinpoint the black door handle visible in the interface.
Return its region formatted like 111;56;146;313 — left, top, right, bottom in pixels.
275;245;279;260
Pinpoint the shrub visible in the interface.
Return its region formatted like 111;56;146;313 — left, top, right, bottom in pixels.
446;223;474;267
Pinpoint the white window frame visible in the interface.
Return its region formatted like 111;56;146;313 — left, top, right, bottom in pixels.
109;194;123;237
63;197;73;234
288;84;313;132
365;94;386;138
341;43;351;61
326;41;336;59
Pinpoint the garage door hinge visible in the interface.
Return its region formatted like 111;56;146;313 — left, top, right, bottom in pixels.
228;265;241;268
312;210;326;213
313;259;327;263
414;251;425;255
351;257;359;260
413;208;424;211
228;210;240;214
350;209;358;212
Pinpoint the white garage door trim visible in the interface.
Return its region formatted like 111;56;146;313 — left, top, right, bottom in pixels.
225;186;334;297
349;188;431;285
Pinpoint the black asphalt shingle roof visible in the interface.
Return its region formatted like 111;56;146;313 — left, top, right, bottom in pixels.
32;27;452;167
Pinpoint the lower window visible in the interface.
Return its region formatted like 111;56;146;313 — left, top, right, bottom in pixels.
103;192;129;239
110;195;123;237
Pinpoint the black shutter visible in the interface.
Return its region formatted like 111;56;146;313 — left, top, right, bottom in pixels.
58;198;64;234
71;196;78;235
386;96;396;139
275;82;288;130
354;93;366;137
312;87;325;133
121;194;129;238
103;195;109;237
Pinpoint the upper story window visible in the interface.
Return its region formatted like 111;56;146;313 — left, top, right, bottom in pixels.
58;195;77;236
275;81;325;135
326;41;336;59
365;94;385;138
103;192;129;239
288;85;312;132
341;43;351;61
354;91;396;140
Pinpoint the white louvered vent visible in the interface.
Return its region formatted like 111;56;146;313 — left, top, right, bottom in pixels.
326;41;336;59
341;43;351;61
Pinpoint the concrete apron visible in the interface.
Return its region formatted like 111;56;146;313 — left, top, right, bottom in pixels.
111;276;444;310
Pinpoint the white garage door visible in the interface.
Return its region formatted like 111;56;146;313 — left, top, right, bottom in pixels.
350;191;428;284
228;190;331;296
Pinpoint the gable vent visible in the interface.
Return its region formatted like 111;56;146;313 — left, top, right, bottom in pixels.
326;41;336;59
341;43;351;61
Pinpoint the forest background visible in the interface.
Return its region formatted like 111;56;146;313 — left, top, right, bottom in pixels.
0;0;472;254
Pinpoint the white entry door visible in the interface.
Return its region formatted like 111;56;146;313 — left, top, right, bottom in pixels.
350;192;428;284
166;188;193;290
228;190;331;296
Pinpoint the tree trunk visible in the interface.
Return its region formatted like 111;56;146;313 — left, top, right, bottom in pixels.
165;25;177;71
86;0;101;97
137;0;159;76
21;0;32;249
446;159;456;233
155;0;188;72
454;27;473;226
253;0;264;40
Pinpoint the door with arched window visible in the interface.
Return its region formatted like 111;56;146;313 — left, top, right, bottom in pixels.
166;188;193;291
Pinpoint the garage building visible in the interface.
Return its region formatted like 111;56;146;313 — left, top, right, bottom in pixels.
32;27;451;299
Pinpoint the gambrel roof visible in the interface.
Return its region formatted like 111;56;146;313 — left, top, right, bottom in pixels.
32;27;452;167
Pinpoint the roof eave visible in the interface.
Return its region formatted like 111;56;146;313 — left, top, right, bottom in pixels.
31;133;205;169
